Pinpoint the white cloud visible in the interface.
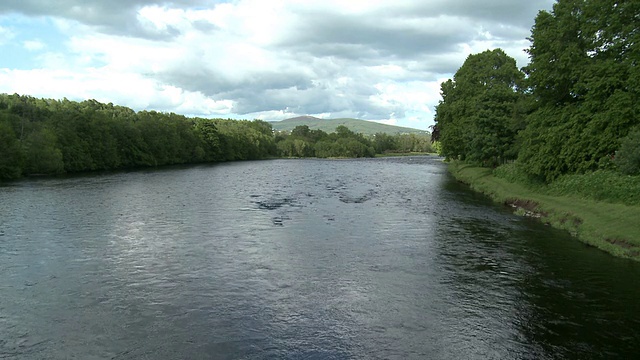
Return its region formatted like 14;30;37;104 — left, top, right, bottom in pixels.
0;68;234;116
23;39;45;51
0;0;556;130
0;25;15;45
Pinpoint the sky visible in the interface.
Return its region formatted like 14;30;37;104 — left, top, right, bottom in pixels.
0;0;556;130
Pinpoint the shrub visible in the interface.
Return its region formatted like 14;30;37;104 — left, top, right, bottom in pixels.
548;171;640;206
493;162;545;188
615;128;640;175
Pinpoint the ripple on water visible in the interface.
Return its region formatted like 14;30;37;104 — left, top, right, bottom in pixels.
1;157;640;359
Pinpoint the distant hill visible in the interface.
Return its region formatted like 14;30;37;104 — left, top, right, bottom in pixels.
270;116;428;136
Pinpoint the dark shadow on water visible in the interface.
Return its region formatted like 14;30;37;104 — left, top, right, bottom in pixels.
435;173;640;359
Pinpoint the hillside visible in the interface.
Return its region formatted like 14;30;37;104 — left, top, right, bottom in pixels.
270;116;428;136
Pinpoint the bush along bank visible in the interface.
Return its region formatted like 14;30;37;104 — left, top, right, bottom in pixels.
448;161;640;262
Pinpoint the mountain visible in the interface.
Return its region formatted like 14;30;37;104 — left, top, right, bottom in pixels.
270;116;428;136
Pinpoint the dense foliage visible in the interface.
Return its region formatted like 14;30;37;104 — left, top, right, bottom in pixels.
0;94;277;180
434;0;639;182
274;125;432;158
433;49;526;167
0;94;431;180
548;171;640;206
613;126;640;176
518;0;639;181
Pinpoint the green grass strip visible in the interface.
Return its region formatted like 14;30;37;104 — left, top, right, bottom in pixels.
448;162;640;261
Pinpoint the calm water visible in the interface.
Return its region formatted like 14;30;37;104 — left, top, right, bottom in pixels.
1;156;639;359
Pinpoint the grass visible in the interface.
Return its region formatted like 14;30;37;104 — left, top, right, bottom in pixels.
448;162;640;261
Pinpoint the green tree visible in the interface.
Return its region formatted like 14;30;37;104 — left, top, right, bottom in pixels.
293;139;313;157
518;0;640;181
23;127;65;175
372;132;397;153
291;125;311;138
0;117;23;179
277;138;295;157
194;119;222;162
335;125;355;138
433;49;525;165
615;127;640;175
314;140;334;158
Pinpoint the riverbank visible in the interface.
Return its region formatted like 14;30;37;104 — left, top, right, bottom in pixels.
375;152;434;158
448;162;640;261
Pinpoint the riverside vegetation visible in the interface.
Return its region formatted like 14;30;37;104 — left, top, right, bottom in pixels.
0;93;432;181
433;0;640;260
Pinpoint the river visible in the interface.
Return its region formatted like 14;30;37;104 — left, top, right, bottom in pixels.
1;156;639;359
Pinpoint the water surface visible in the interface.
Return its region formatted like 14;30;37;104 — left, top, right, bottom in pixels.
1;157;639;359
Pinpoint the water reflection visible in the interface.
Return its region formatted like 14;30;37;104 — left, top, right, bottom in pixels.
436;177;640;359
1;157;640;359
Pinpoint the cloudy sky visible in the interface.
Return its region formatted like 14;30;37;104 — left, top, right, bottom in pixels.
0;0;555;130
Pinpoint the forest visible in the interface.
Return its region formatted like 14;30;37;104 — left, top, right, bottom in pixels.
433;0;639;183
0;94;432;180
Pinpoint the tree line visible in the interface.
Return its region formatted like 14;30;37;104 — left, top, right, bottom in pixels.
0;94;279;180
275;124;432;158
0;94;432;180
432;0;639;181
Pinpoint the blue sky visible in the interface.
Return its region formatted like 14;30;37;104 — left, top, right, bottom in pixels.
1;16;64;69
0;0;555;130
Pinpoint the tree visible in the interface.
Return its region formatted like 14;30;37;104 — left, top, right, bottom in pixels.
518;0;640;181
194;119;222;161
433;49;525;166
0;117;23;179
615;126;640;175
372;132;397;153
22;127;64;175
291;125;311;138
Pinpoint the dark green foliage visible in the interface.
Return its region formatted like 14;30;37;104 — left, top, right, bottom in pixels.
548;171;640;206
275;125;376;158
2;93;427;180
213;119;276;161
433;49;525;166
372;132;397;153
493;163;545;189
370;131;432;155
519;0;640;180
436;0;639;186
614;127;640;175
0;116;23;179
0;94;277;180
275;124;430;158
277;138;314;157
22;126;65;175
388;133;432;153
193;119;222;162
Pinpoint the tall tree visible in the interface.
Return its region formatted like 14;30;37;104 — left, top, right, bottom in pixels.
0;116;23;179
433;49;525;166
519;0;640;181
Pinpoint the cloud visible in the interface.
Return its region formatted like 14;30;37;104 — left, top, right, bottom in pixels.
0;68;233;116
0;25;14;45
0;0;214;39
0;0;556;130
23;39;44;51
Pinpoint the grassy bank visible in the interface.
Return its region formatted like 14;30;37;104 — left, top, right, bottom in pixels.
448;162;640;261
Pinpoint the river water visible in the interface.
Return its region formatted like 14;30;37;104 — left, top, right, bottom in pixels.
1;156;639;359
